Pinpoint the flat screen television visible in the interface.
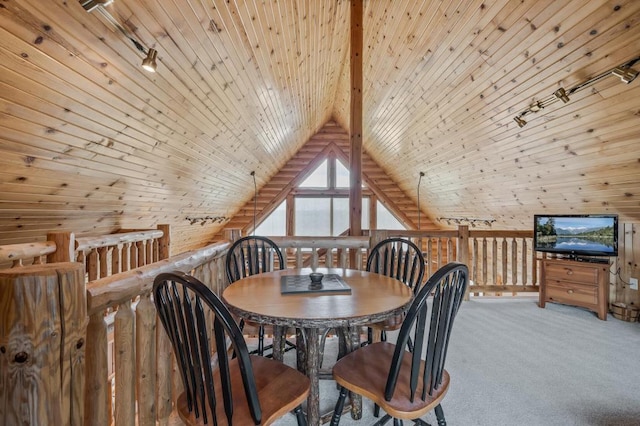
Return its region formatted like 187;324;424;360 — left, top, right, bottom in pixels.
534;214;618;259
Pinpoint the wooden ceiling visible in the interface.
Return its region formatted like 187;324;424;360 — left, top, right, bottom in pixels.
1;0;639;253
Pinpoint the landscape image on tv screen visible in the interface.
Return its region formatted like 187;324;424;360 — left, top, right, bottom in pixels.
534;216;617;255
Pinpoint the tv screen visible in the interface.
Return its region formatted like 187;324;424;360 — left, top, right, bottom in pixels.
534;214;618;258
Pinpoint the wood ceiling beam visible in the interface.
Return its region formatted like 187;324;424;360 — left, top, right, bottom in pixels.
349;0;363;239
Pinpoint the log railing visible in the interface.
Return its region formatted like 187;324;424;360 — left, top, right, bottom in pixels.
367;227;537;295
0;241;57;268
269;235;371;269
84;241;229;426
467;230;537;294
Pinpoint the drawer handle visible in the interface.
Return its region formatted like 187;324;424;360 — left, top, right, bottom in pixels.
567;289;574;294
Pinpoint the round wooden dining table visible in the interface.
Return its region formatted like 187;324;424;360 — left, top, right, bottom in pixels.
222;267;413;425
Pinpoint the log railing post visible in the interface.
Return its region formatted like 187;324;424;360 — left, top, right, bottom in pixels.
84;312;110;426
224;228;242;244
46;232;76;263
157;224;171;260
114;300;135;426
136;293;156;426
0;263;87;425
457;225;470;300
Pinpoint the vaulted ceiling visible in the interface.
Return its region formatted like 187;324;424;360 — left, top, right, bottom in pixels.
1;1;639;253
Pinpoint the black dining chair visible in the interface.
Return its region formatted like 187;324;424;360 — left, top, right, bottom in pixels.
153;271;310;425
226;235;295;357
365;237;426;344
330;262;468;426
318;238;425;367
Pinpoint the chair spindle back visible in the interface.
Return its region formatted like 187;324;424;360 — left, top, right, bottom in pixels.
153;271;262;424
367;237;426;292
226;236;285;283
385;262;468;402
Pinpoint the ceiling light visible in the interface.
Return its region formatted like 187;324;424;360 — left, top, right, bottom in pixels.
80;0;114;12
612;67;638;84
514;116;527;127
141;49;158;72
80;0;159;73
554;87;570;103
528;101;543;112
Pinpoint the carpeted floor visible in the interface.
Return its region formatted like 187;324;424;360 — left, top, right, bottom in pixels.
272;297;640;426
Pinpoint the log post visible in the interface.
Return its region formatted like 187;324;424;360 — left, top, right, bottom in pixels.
457;225;471;300
224;228;242;244
84;312;110;426
157;224;171;260
136;293;156;426
0;262;87;425
46;232;76;263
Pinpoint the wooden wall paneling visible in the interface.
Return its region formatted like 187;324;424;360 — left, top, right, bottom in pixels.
617;222;640;306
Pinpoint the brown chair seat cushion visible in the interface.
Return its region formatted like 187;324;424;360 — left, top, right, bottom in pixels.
332;342;449;420
178;355;310;425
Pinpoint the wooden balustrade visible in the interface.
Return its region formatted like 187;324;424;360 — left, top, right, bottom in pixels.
83;241;229;426
75;227;168;281
467;230;537;295
270;236;370;269
0;241;57;268
368;228;536;296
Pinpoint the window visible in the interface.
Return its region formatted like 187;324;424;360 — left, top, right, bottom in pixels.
377;201;405;230
254;152;405;236
295;197;370;236
295;198;331;235
255;201;286;236
336;160;349;188
299;159;328;188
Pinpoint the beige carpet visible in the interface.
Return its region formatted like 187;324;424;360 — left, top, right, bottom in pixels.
273;297;640;426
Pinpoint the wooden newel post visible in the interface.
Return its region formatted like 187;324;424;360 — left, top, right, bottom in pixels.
0;262;87;425
457;225;471;301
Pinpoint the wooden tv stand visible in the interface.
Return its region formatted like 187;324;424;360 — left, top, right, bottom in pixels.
539;257;609;320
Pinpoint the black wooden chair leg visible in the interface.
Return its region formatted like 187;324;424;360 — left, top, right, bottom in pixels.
434;404;446;426
294;405;307;426
374;403;381;417
258;325;265;356
372;414;392;425
330;386;349;425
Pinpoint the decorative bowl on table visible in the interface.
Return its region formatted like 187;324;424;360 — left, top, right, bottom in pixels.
308;272;324;289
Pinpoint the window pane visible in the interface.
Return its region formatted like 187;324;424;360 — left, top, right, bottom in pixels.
377;200;406;230
333;198;370;235
336;160;350;188
333;198;349;235
334;159;366;188
362;197;370;229
255;201;286;236
295;198;331;235
299;159;328;188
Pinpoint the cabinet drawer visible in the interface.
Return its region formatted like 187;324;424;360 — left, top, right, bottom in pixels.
544;262;599;285
546;281;597;305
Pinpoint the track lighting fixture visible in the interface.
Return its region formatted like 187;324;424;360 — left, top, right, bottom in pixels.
436;217;495;227
513;55;639;127
514;116;527;128
141;49;158;72
80;0;159;73
612;67;639;84
554;87;570;103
